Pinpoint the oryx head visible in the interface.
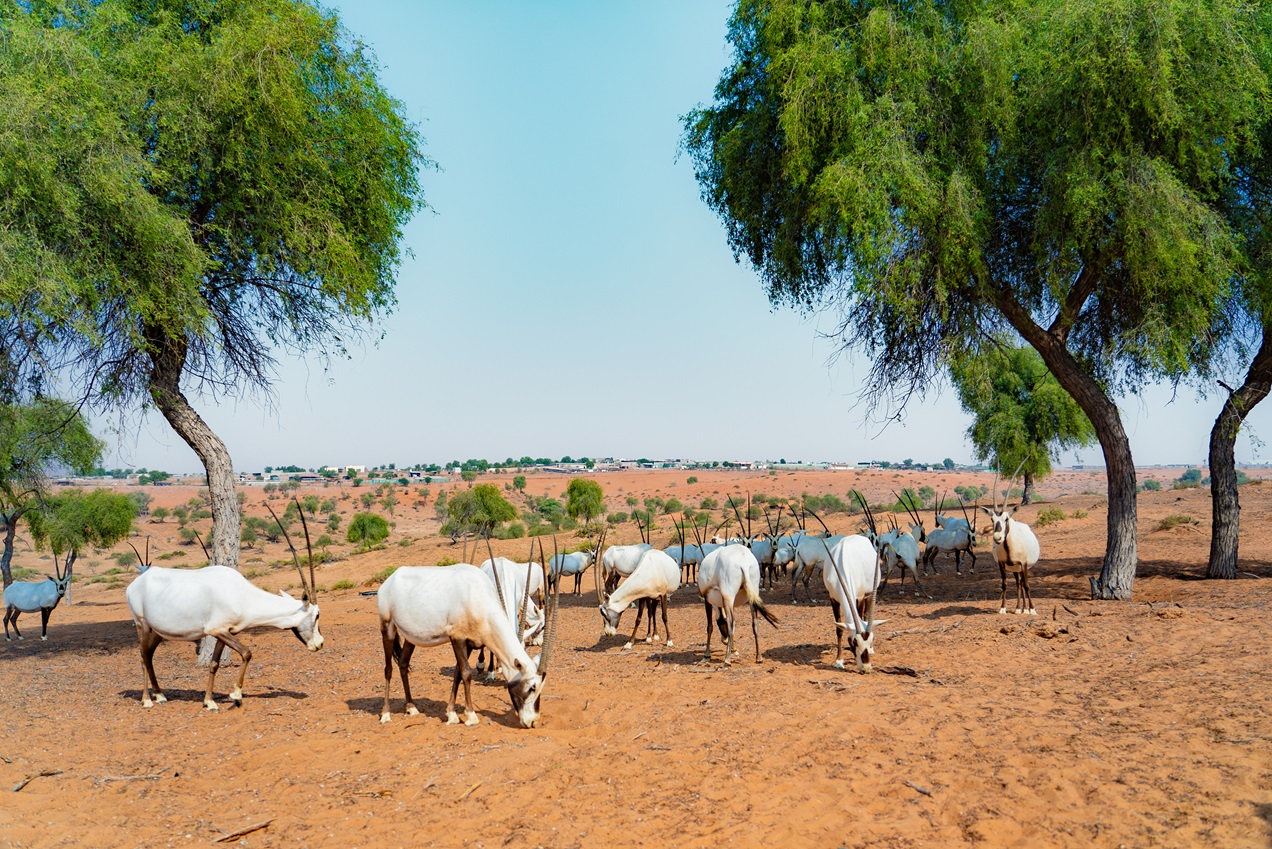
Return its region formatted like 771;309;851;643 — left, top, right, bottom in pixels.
980;461;1026;545
283;590;324;651
269;499;324;652
506;654;545;729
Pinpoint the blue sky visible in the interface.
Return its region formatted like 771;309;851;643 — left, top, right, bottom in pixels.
95;1;1270;474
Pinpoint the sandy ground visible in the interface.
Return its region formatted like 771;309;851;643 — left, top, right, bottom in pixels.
1;468;1269;848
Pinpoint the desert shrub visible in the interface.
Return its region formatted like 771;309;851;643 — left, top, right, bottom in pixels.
150;506;170;523
1155;514;1198;531
157;551;186;561
178;527;199;545
494;522;526;539
436;556;459;567
663;498;683;514
347;512;390;548
606;511;629;525
327;513;341;532
1174;469;1203;489
315;534;334;549
365;565;397;585
1072;509;1089;519
687;476;698;484
1034;507;1066;527
331;579;356;591
240;527;259;548
1141;479;1162;492
112;551;138;568
191;508;212;521
700;497;718;510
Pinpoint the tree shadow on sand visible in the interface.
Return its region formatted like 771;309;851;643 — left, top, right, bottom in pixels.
118;684;309;706
2;618;136;658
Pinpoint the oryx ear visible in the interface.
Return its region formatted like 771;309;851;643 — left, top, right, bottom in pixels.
871;619;889;627
1009;504;1021;515
513;658;526;674
979;506;993;515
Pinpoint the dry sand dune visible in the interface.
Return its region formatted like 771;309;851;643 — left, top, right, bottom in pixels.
0;468;1269;847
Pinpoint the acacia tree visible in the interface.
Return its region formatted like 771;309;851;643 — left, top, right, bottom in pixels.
0;1;426;572
565;478;605;531
684;0;1267;599
28;489;136;601
0;400;103;586
951;344;1096;504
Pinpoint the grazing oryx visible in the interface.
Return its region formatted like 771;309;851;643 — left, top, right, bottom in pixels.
982;468;1041;615
923;495;977;575
126;502;323;711
4;558;71;641
697;544;778;665
476;538;547;678
791;512;846;604
597;547;681;650
602;542;653;594
818;534;885;672
378;561;559;728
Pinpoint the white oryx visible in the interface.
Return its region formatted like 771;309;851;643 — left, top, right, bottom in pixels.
791;531;845;603
378;562;559;728
924;495;977;575
126;504;324;711
3;559;71;641
597;547;681;650
697;544;778;665
981;468;1041;615
818;534;886;673
548;534;602;595
602;542;653;594
475;538;547;679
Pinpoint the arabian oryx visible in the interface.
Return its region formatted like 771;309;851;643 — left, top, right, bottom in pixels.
818;534;886;672
377;559;560;728
476;537;548;678
547;532;603;595
601;541;652;594
597;546;681;650
697;544;778;665
981;467;1041;615
4;557;71;641
923;494;977;575
125;502;323;710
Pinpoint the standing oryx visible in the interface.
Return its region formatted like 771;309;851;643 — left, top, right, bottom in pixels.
547;532;603;595
982;468;1041;615
126;502;323;711
3;556;72;641
597;545;680;650
817;534;885;673
601;541;652;594
697;543;778;665
923;495;977;575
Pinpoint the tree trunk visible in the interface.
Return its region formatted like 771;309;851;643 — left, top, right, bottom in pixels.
0;512;18;587
1021;471;1035;505
1207;327;1272;579
146;328;240;665
997;293;1138;599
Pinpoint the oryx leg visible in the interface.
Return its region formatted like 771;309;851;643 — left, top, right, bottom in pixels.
625;599;646;650
137;624;166;707
702;600;714;662
1021;567;1036;615
660;595;673;648
907;563;933;599
203;631;252;710
396;640;421;717
448;638;479;726
380;627;397;723
4;605;19;640
722;601;736;667
967;546;976;574
644;599;658;642
829;599;848;669
203;639;228;709
751;604;762;663
40;607;51;640
998;562;1010;614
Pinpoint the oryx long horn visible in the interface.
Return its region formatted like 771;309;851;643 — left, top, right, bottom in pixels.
807;508;833;538
293;497;317;601
484;533;506;612
266;502;312;603
126;539;147;572
1004;458;1029;508
541;535;562;677
193;529;210;562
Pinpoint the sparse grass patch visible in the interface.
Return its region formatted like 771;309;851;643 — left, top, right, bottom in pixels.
242;568;267;579
331;579;356;591
1155;514;1198;531
365;565;397;586
11;567;41;581
436;556;459;567
1071;509;1088;519
1034;507;1066;527
157;551;187;561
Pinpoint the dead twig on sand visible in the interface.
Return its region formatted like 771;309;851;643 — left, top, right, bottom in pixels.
457;781;483;802
904;779;932;797
12;770;62;792
95;767;169;785
214;820;273;842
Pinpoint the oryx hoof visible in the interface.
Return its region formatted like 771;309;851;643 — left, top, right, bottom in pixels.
483;672;498;684
446;711;461;725
380;713;392;724
40;635;47;641
1026;608;1037;616
665;640;674;648
142;699;154;709
833;660;846;670
464;712;480;727
16;635;23;641
154;693;167;704
998;608;1008;615
204;701;220;712
644;637;653;644
1014;609;1024;615
623;642;633;650
652;634;662;642
405;705;420;716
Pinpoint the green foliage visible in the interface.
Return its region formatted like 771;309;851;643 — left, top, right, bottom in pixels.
150;507;170;523
513;475;527;492
178;527;199;545
686;476;698;484
663;498;684;514
917;486;937;506
461;470;478;483
1034;507;1067;527
29;489;136;563
346;512;391;548
315;534;334;549
1155;514;1198;531
1072;509;1089;519
606;512;629;525
1175;469;1204;489
700;497;719;510
366;565;397;585
441;484;517;539
952;342;1096;485
240;526;259;548
565;478;605;522
1140;479;1163;492
331;579;356;591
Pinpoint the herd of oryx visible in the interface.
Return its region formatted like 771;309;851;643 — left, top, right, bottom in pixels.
3;472;1041;730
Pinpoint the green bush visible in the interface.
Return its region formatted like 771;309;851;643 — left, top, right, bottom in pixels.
663;498;683;514
436;556;459;567
365;565;397;585
1034;507;1066;527
1140;479;1162;492
686;476;698;484
1174;469;1203;489
346;512;390;548
1155;514;1198;531
1072;509;1088;519
331;579;356;591
606;511;629;525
